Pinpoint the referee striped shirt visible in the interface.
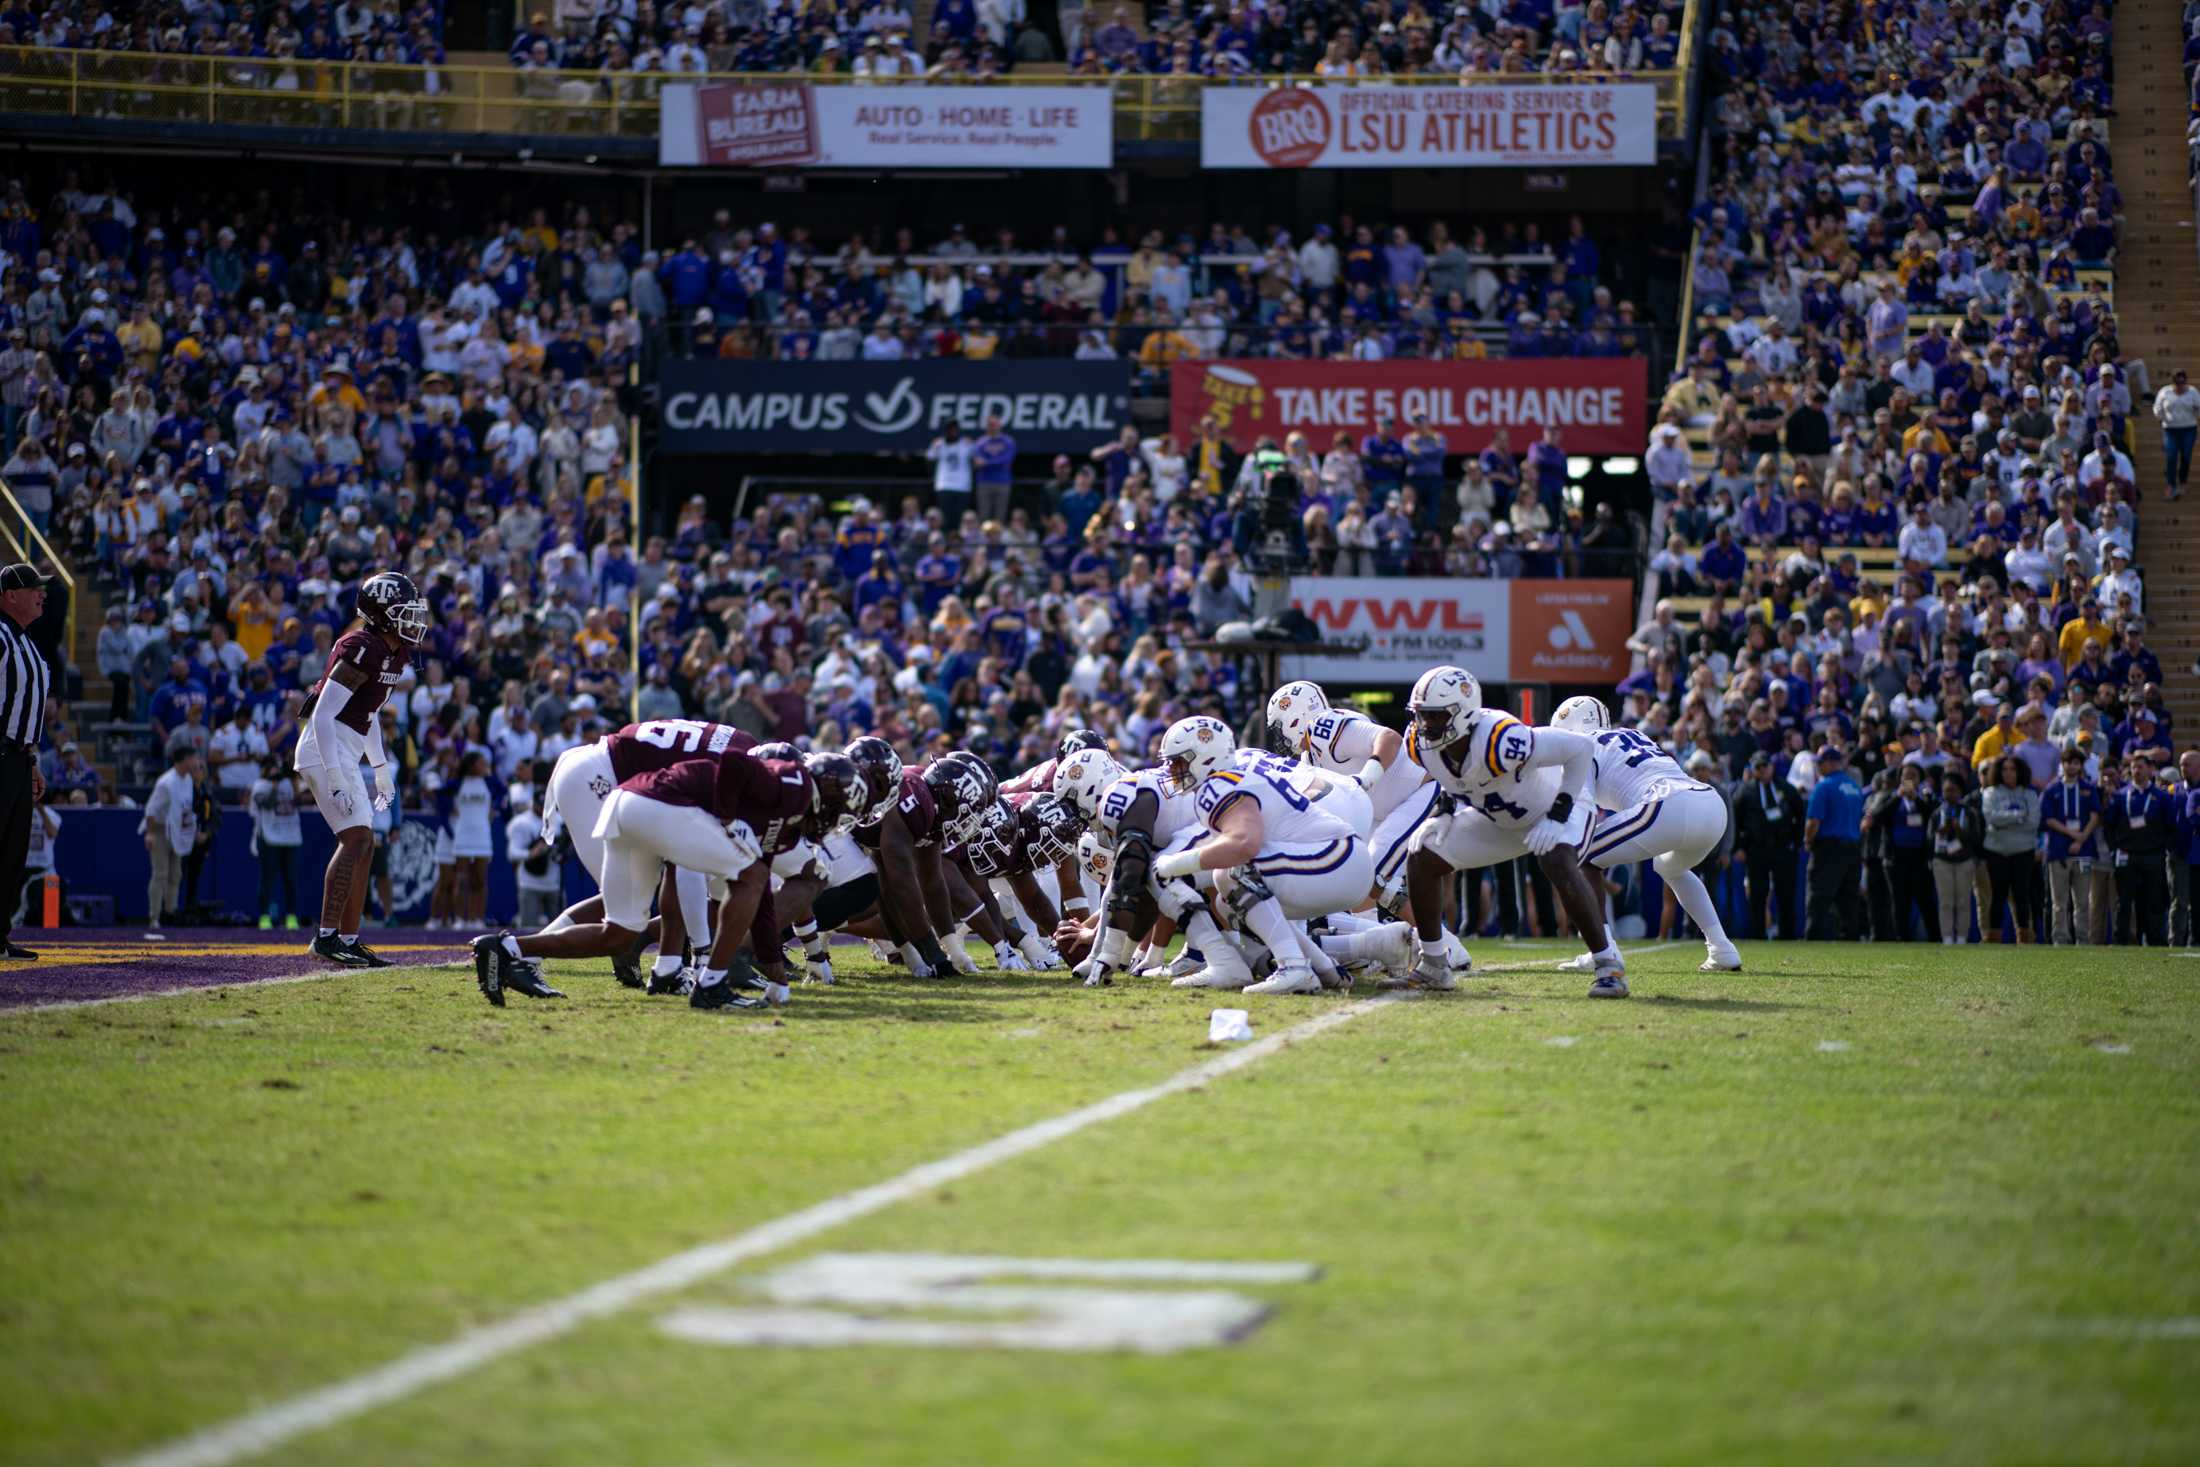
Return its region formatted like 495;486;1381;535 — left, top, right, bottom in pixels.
0;614;50;747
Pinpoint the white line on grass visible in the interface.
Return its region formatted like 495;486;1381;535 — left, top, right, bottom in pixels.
112;993;1408;1467
15;961;458;1015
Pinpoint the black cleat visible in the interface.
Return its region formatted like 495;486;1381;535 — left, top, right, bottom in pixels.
689;977;767;1010
646;967;694;997
611;933;650;989
310;933;369;968
0;940;38;960
343;938;394;969
471;934;509;1006
505;962;566;1001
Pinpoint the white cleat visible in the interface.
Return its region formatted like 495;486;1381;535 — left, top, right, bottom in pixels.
1171;966;1254;990
1700;947;1743;972
1588;957;1629;999
1141;952;1203;980
1558;951;1597;973
1403;956;1458;991
1359;921;1417;977
1242;962;1322;996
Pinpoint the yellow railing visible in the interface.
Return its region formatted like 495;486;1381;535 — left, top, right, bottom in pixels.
0;45;1689;141
0;475;76;683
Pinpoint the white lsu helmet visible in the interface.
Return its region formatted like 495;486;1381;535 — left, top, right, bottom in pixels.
1552;696;1612;735
1266;680;1330;754
1158;715;1236;794
1406;666;1484;750
1055;747;1128;820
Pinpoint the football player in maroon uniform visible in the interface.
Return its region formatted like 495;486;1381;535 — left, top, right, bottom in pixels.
474;749;863;1011
536;717;757;988
294;571;425;970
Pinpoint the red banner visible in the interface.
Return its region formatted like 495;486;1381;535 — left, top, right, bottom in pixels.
1170;358;1645;455
695;82;818;168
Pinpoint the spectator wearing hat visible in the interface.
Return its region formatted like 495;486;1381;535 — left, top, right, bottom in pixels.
2041;745;2103;945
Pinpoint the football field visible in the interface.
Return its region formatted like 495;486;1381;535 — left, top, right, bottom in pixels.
3;939;2197;1466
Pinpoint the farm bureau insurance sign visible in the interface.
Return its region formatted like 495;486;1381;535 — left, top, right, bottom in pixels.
659;360;1132;453
1202;83;1656;169
1172;359;1645;455
660;82;1112;168
1284;578;1633;684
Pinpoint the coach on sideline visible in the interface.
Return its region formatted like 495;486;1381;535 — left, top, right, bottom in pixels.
0;563;53;959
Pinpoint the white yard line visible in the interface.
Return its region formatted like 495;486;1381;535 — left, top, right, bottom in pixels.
112;993;1407;1467
14;960;460;1016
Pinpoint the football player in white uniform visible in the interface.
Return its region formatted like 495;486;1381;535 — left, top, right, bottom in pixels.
1267;680;1433;912
1550;697;1742;973
1369;666;1627;996
1055;746;1235;987
1151;715;1372;995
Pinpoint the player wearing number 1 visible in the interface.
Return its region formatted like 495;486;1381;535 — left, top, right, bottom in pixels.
294;571;426;969
1549;696;1741;973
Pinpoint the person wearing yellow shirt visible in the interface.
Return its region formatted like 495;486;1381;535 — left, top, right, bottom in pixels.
2056;598;2113;667
1900;416;1950;457
1137;314;1196;374
305;361;366;417
228;584;278;663
1660;362;1722;426
1970;697;2019;776
115;303;163;374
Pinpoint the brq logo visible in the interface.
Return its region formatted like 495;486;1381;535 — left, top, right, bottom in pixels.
854;379;925;435
386;819;440;914
1547;610;1597;650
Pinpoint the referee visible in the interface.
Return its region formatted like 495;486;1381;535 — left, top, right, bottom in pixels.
0;563;52;959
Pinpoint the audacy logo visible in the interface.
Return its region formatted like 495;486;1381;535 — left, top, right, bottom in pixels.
1547;609;1597;650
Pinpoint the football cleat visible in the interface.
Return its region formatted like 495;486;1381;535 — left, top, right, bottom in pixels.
470;934;509;1006
1141;952;1203;980
1588;965;1630;999
1243;962;1321;996
1558;952;1597;973
342;938;394;969
611;934;649;990
505;963;566;1001
646;966;694;997
1701;946;1743;972
1404;954;1458;992
689;978;767;1010
1172;966;1253;990
310;933;369;968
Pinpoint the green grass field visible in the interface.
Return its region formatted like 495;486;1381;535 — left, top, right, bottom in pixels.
4;941;2198;1467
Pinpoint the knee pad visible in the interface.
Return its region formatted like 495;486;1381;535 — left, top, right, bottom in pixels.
1222;869;1275;924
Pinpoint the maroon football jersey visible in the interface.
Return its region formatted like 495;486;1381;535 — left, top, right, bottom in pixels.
605;720;755;783
854;767;938;851
311;628;410;734
620;751;813;857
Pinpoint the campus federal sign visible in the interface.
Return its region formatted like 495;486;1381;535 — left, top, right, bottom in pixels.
658;360;1134;452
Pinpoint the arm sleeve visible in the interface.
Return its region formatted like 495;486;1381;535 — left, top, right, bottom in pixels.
365;709;388;771
308;676;354;764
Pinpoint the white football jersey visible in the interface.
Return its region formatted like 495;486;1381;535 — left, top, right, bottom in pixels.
1194;749;1357;846
1092;768;1198;851
1409;708;1561;829
1304;707;1429;821
1577;728;1716;811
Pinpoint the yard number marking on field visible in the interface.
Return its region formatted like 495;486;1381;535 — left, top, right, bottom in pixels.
661;1253;1321;1354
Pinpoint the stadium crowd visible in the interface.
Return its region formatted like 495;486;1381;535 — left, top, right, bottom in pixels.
0;1;450;67
1603;0;2200;947
652;208;1640;377
500;0;1691;81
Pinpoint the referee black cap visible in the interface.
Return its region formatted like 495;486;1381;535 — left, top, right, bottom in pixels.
0;564;51;592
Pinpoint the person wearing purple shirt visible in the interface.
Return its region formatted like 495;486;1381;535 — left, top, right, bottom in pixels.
971;414;1017;525
1699;525;1747;590
1865;281;1909;359
1380;227;1426;300
1090;6;1140;62
1361;416;1407;491
1525;426;1568;513
1737;484;1789;545
1479;429;1521;507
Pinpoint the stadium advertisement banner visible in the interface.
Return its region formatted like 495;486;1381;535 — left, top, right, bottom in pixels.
1172;358;1645;454
659;82;1113;168
658;359;1134;453
1200;83;1658;170
1283;578;1633;684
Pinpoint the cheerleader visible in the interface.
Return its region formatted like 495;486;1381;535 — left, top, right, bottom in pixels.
440;750;505;927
